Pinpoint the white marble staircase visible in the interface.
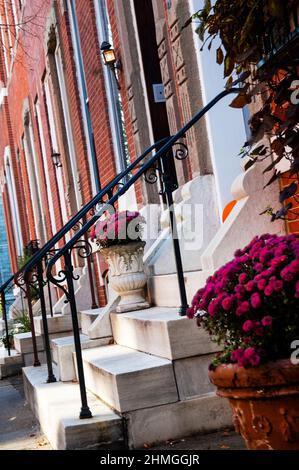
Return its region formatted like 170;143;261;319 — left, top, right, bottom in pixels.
79;344;178;412
13;314;75;366
23;365;124;450
23;305;233;449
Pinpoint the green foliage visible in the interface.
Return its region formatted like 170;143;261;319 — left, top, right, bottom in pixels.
17;251;32;270
194;0;286;83
0;310;31;349
193;0;299;221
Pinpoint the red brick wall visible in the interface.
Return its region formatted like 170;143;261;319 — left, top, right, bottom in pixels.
0;0;137;306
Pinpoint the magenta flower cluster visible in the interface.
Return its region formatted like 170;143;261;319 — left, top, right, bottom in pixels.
188;234;299;368
93;211;145;248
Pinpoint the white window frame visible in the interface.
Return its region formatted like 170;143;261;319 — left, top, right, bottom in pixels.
3;1;13;59
0;13;9;78
23;114;47;243
34;99;57;234
93;0;129;175
67;0;98;195
4;146;23;256
54;41;82;209
43;74;69;229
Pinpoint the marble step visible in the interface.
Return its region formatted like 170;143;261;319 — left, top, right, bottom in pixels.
23;365;124;450
34;314;74;335
78;345;178;413
14;331;70;355
0;347;24;379
80;308;104;336
125;392;233;448
52;334;113;382
148;270;212;307
110;307;221;360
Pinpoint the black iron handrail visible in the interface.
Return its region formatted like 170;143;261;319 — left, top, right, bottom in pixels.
46;88;240;272
0;137;170;295
1;86;240;420
0;136;170;362
42;87;240;419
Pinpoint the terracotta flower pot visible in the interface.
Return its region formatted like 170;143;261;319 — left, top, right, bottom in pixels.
209;359;299;450
100;241;150;313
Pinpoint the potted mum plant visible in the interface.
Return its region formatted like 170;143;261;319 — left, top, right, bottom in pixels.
94;210;150;313
188;233;299;450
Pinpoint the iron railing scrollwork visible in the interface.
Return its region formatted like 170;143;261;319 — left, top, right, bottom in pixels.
0;87;240;420
0;136;169;380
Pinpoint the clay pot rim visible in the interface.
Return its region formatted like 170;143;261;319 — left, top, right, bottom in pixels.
209;358;299;390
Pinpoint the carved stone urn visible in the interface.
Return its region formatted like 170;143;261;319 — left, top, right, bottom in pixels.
209;359;299;450
100;241;150;313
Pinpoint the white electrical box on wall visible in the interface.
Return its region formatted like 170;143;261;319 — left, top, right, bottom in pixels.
153;84;166;103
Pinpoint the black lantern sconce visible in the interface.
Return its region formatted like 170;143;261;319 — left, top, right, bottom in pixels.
26;239;40;256
51;152;62;168
100;41;122;90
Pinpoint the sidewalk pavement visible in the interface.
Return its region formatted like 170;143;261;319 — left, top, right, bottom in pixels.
0;375;245;451
0;375;51;450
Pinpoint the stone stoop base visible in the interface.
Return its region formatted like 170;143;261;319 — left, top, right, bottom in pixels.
13;315;76;368
22;307;233;449
0;348;24;379
23;363;232;450
23;366;124;450
125;393;233;449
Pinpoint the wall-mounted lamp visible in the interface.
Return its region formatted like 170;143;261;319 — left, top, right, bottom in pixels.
51;152;62;168
26;239;40;256
100;41;121;90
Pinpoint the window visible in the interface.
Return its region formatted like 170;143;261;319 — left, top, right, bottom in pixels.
42;74;69;228
0;12;9;79
54;42;82;209
34;98;57;235
3;2;13;59
22;110;47;243
67;0;101;194
45;24;81;215
94;0;130;175
11;0;19;37
4;146;23;256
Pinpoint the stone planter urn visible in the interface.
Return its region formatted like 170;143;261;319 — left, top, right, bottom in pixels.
100;241;150;313
209;359;299;450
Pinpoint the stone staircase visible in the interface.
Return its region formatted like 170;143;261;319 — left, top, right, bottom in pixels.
23;305;233;449
13;314;74;367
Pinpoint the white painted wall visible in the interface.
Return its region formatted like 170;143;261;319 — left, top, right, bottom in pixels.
189;0;246;211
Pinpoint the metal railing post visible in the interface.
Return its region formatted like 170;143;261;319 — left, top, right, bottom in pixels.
82;215;98;310
161;164;188;316
47;278;54;318
25;279;40;367
1;291;11;356
64;250;92;419
36;260;56;383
